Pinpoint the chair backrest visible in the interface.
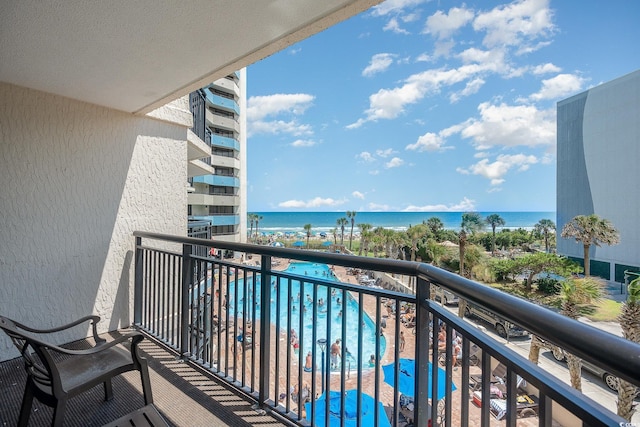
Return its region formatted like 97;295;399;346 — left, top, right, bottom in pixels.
492;362;526;389
0;316;56;390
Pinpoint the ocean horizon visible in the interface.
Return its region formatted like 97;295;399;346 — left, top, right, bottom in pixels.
250;211;555;234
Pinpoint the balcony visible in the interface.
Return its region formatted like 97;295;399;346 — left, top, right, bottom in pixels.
192;174;240;188
123;232;638;426
2;231;637;426
211;134;240;151
206;109;239;133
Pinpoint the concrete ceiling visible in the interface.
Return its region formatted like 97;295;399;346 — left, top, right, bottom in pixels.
0;0;381;114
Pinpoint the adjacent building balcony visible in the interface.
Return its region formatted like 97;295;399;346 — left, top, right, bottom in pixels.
206;109;239;133
211;134;240;151
204;88;239;115
188;192;240;207
192;174;240;188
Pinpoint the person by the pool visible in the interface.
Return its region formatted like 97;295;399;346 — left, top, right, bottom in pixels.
330;338;341;369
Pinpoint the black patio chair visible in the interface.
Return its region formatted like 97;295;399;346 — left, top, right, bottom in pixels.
0;315;153;427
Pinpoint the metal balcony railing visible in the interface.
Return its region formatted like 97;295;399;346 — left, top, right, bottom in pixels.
133;231;640;426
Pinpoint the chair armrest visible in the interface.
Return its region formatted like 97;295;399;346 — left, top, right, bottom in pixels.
44;331;144;357
14;315;105;344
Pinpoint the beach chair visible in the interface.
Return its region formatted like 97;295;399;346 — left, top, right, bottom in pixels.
0;315;154;427
469;362;527;398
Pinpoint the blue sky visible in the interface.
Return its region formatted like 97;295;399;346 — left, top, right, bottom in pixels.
246;0;640;213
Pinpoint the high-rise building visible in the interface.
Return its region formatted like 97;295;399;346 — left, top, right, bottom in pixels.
188;70;247;247
557;69;640;284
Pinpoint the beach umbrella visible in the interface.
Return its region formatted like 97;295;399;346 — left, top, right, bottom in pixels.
293;240;305;247
271;241;284;247
322;241;332;246
305;390;391;427
382;358;455;400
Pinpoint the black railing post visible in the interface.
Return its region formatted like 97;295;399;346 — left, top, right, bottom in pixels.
258;254;272;407
180;243;193;359
414;274;431;427
134;236;143;325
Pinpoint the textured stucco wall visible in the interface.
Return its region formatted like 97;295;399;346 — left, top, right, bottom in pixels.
557;70;640;277
0;83;188;360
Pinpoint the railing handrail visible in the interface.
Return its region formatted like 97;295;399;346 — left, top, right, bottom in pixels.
133;230;640;391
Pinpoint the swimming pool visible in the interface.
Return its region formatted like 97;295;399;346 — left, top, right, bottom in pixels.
227;261;386;370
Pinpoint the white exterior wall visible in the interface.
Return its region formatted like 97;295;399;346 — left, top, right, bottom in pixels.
0;83;188;361
238;68;248;243
557;70;640;281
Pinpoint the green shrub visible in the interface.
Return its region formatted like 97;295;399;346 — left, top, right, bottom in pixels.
536;277;560;295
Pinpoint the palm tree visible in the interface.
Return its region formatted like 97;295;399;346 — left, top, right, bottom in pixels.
425;217;444;240
336;217;348;245
534;219;556;253
559;276;605;391
459;212;484;277
254;214;263;242
330;227;338;244
248;213;258;242
357;223;372;256
406;224;428;262
346;211;357;251
561;214;620;276
303;224;312;248
457;213;484;317
617;276;640;420
485;214;505;255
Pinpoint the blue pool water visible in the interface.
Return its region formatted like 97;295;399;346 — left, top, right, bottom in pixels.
227;261;386;370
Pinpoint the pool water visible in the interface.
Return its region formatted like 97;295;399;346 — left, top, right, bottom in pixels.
227;261;386;370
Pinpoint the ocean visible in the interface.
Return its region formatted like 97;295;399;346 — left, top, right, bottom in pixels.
250;211;555;234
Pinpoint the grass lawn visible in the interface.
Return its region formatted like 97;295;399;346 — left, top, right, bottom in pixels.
586;298;622;322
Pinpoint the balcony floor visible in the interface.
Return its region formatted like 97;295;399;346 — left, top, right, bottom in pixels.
0;331;287;427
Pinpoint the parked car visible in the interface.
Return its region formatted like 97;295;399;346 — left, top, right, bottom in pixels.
549;348;619;392
463;302;529;339
434;287;459;306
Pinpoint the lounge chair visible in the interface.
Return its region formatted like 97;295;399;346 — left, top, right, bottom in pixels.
469;362;526;393
0;315;154;427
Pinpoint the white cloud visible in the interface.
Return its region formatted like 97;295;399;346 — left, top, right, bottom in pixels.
247;93;315;137
371;0;428;17
530;73;586;100
278;197;347;208
406;132;452;152
247;93;314;121
473;0;555;51
450;77;485;103
457;153;538;185
347;59;507;127
363;53;397;77
356;151;375;162
385;157;405;168
249;120;313;137
291;139;316;147
369;170;380;175
403;197;476;212
424;7;475;39
383;18;410;34
532;63;561;74
376;148;395;158
452;102;556;149
415;53;432;62
352;191;365;200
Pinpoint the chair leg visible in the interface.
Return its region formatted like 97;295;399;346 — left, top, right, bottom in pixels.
52;399;67;427
139;362;154;405
18;379;35;427
104;378;114;401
